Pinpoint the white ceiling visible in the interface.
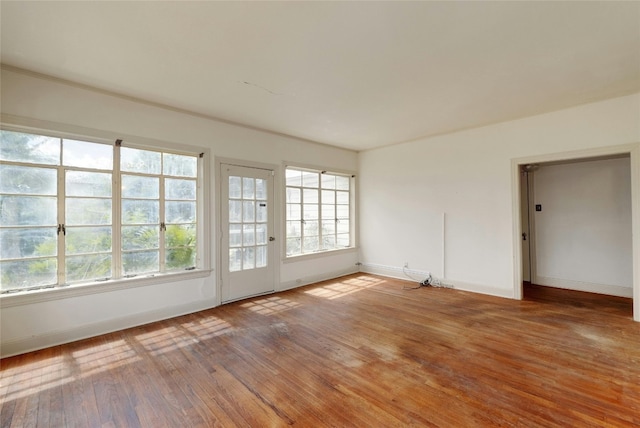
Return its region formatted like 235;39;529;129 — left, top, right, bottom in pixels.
1;1;639;151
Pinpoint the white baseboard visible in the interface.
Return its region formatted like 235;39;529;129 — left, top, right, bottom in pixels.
534;276;633;298
1;298;218;358
358;263;430;282
279;267;360;291
359;263;514;299
448;279;514;299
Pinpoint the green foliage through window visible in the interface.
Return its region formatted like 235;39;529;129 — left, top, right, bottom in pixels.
0;129;200;292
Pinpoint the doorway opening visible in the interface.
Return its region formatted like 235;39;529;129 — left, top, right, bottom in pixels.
512;145;639;321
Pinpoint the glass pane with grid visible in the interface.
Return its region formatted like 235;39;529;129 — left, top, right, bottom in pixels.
1;128;202;292
285;167;351;256
229;176;268;271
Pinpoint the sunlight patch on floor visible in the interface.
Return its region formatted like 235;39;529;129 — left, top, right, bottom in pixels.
135;326;197;356
241;296;300;316
182;316;234;340
73;339;141;377
304;275;385;300
0;355;68;403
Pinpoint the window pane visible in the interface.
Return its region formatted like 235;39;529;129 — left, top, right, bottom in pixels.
63;139;113;170
321;190;335;204
322;235;336;250
285;169;301;187
66;198;112;225
166;247;195;270
336;176;350;191
337;234;350;247
0;130;60;165
303;189;318;203
122;199;159;224
229;248;242;272
66;226;112;254
122;251;158;275
303;236;319;253
321;174;336;189
287;204;301;221
121;147;161;174
0;165;57;195
243;247;255;270
303;204;318;220
229;224;242;247
302;171;319;188
256;202;267;222
286;221;301;238
336;191;349;204
243;224;255;246
286;187;300;203
242;178;254;199
166;178;195;200
321;205;335;220
0;258;57;291
122;226;159;250
165;224;196;248
163;153;196;177
286;238;301;256
255;179;267;200
337;205;349;219
0;196;57;226
229;200;242;223
0;228;57;259
303;220;319;236
66;171;111;197
122;175;159;199
256;245;267;268
337;220;350;234
243;201;255;222
321;221;336;236
66;254;112;282
229;176;242;199
166;201;196;223
255;223;267;245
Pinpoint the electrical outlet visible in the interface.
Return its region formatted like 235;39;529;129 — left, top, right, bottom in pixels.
404;262;409;268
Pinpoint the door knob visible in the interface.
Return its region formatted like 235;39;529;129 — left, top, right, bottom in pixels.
269;236;276;241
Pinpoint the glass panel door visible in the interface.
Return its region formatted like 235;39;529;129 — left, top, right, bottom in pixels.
221;164;275;302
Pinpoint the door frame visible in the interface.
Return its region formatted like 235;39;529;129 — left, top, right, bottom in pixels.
511;143;640;322
215;157;280;305
520;168;537;284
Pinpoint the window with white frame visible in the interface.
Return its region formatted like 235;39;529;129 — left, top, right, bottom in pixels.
285;166;353;257
0;129;201;293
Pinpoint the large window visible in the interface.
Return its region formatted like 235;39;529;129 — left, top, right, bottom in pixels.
285;167;353;257
0;129;201;293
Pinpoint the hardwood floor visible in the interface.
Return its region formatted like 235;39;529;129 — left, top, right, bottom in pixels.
1;274;639;427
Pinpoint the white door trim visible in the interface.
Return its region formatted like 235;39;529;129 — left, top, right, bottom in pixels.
511;143;640;321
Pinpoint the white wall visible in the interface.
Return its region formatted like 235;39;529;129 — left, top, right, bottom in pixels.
532;157;632;297
0;68;359;357
359;93;640;300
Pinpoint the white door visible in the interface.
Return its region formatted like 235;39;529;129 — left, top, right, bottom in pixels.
220;164;275;302
521;171;531;282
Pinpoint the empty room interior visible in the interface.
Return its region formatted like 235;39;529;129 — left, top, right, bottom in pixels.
1;1;639;427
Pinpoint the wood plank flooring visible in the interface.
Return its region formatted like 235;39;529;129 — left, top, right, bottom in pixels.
1;274;639;427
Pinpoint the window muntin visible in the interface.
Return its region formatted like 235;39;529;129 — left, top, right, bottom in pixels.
285;167;352;257
0;129;201;293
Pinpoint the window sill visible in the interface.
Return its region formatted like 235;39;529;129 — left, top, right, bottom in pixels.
0;269;213;308
283;246;358;263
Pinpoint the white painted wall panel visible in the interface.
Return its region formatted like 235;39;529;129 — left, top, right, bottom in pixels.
359;93;640;297
533;158;632;293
